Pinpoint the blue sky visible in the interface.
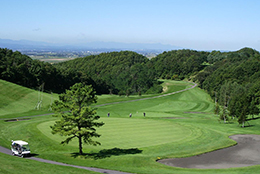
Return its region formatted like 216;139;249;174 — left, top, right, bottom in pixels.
1;0;260;51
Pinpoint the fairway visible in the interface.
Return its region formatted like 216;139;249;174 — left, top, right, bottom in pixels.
37;117;192;149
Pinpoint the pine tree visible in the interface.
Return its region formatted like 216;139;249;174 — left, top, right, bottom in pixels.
51;83;104;155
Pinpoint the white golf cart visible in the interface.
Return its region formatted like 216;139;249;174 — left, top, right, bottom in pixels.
11;140;30;157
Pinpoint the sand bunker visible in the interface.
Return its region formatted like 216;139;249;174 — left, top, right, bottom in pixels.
158;134;260;169
4;118;31;122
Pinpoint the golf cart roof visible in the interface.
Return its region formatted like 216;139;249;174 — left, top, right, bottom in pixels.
12;140;28;145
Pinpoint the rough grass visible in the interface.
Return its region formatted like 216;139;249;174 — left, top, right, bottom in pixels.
0;80;260;174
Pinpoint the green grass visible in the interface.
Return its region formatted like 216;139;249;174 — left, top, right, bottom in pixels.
37;117;192;149
0;153;98;174
0;79;188;119
94;79;190;105
0;79;59;119
0;79;260;174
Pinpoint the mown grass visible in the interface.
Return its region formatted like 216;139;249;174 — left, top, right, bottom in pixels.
0;79;187;119
94;79;190;106
0;79;59;119
37;117;192;149
0;79;260;174
0;152;98;174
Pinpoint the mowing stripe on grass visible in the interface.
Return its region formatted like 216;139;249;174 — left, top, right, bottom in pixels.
37;117;192;149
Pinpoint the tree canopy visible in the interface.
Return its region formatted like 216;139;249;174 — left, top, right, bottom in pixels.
0;48;93;93
194;48;260;126
55;51;162;95
148;49;208;80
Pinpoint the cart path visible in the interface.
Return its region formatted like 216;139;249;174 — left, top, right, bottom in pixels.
95;82;197;107
0;82;197;173
0;145;131;174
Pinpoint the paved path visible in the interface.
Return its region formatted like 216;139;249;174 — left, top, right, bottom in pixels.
0;145;131;174
0;82;197;173
95;82;197;107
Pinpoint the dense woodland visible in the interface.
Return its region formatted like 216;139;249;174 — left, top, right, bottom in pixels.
194;48;260;126
0;48;94;93
55;51;161;95
0;47;260;126
147;49;209;80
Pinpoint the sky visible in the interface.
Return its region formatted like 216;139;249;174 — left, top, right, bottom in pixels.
1;0;260;51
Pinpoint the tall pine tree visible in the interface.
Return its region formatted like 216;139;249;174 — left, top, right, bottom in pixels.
51;83;104;154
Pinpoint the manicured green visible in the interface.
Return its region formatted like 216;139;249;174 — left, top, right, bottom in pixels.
0;80;260;174
38;117;192;149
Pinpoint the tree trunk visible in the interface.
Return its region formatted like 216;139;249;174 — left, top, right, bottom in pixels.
223;106;226;123
79;135;83;155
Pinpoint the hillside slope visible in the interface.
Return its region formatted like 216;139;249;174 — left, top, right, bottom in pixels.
0;79;57;118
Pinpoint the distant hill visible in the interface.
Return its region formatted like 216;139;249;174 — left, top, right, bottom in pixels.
56;51;163;94
0;38;181;52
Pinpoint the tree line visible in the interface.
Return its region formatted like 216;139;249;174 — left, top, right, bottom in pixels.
194;47;260;127
0;48;94;93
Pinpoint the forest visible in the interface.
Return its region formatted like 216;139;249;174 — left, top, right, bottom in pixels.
194;48;260;126
0;47;259;126
55;51;162;95
0;48;94;93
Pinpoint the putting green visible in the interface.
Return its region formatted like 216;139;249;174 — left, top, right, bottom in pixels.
37;117;192;149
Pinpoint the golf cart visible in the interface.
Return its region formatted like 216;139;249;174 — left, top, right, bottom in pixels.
11;140;30;157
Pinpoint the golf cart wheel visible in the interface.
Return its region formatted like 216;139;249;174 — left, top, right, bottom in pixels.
12;152;15;156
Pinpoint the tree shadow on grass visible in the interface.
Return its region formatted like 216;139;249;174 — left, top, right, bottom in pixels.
71;147;142;159
243;124;254;128
247;116;260;121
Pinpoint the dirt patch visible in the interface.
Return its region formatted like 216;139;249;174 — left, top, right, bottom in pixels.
184;112;211;114
162;117;188;119
158;134;260;169
4;118;31;122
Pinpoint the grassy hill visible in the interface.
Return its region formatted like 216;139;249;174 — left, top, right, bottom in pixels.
0;79;58;119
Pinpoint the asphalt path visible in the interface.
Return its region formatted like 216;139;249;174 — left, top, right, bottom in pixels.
95;82;197;107
0;145;131;174
0;82;197;173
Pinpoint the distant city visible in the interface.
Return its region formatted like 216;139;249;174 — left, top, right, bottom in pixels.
0;38;181;62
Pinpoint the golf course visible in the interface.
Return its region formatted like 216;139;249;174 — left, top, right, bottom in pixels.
0;79;260;174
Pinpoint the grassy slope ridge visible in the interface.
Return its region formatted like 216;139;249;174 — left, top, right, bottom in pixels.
0;80;260;174
0;79;58;119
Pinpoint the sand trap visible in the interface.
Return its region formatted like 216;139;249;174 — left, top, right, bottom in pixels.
158;134;260;169
162;117;188;119
4;118;31;122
